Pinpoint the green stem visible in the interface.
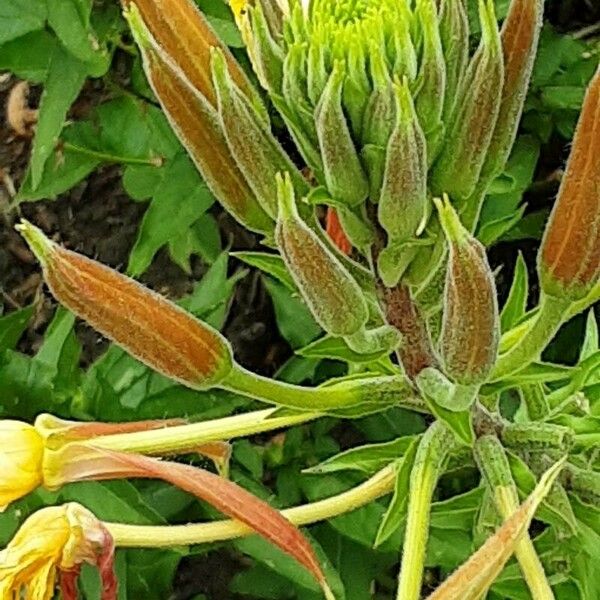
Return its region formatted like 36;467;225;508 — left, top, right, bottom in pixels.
491;294;570;381
397;422;454;600
223;365;426;413
91;408;320;455
105;463;396;547
62;141;163;167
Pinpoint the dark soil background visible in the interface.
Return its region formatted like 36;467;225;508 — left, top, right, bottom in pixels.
0;1;599;598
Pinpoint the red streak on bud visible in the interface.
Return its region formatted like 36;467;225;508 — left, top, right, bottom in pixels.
325;207;352;255
42;242;232;389
540;68;600;300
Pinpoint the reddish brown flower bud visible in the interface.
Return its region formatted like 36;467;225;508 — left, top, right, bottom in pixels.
126;6;273;235
539;67;600;300
325;207;352;256
17;221;233;390
437;198;500;384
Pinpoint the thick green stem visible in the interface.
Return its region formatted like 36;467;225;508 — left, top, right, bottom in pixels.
491;294;570;381
105;464;396;547
91;408;320;454
397;422;454;600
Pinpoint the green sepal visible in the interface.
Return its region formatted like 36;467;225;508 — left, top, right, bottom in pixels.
315;60;369;206
416;366;478;412
345;323;401;356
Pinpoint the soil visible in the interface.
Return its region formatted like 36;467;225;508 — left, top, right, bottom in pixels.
0;2;598;598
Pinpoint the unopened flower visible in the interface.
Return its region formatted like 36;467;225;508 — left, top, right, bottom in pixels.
0;503;116;600
0;421;44;511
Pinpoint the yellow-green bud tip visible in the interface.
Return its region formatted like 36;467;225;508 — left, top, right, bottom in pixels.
122;3;151;50
434;195;469;245
15;219;55;265
276;172;298;220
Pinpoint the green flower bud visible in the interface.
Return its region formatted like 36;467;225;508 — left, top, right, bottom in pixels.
564;463;600;507
377;81;428;286
315;61;369;206
437;197;499;384
501;423;573;453
211;48;308;219
275;174;369;337
431;0;504;201
412;0;446;153
439;0;469;122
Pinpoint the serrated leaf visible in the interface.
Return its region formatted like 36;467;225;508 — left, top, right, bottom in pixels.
0;30;58;82
0;305;34;353
29;44;87;190
127;153;214;276
426;458;566;600
374;438;420;547
305;436;418;475
232;252;296;291
168;213;221;272
501;253;529;332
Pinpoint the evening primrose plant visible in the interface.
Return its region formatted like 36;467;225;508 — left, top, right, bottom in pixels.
2;0;600;598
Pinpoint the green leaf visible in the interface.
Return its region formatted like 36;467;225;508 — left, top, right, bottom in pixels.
127;154;215;276
0;305;34;353
374;438;420;547
0;0;46;44
29;44;87;190
0;30;59;82
168;213;221;271
305;436;418;475
263;276;322;349
580;311;599;362
232;251;297;291
46;0;109;75
501;252;529;332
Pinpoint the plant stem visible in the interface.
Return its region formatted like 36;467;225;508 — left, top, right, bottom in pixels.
105;463;396;547
494;486;555;600
397;422;454;600
491;294;570;380
90;408;320;455
62;141;163;167
223;365;426;413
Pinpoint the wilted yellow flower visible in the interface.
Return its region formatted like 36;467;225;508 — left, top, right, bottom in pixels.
0;421;44;511
0;503;115;600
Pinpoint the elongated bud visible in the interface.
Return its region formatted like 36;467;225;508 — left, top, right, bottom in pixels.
564;463;600;506
439;0;469;122
413;0;446;150
17;221;233;389
326;207;352;256
275;174;369;337
478;0;543;184
316;61;369;206
124;0;257;110
474;435;514;489
378;81;428;246
431;0;504;200
212;48;308;219
437;197;499;384
539;67;600;301
501;423;573;452
126;6;273;235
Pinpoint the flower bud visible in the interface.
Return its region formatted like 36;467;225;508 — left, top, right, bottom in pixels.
0;421;44;511
413;0;446;152
125;6;273;235
17;221;234;390
275;174;369;337
437;197;500;384
325;207;352;256
377;81;428;286
211;48;308;219
439;0;469;122
501;423;573;453
431;0;504;200
315;61;369;206
539;67;600;301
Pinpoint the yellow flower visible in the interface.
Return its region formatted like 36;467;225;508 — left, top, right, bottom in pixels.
0;503;114;600
0;421;44;511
